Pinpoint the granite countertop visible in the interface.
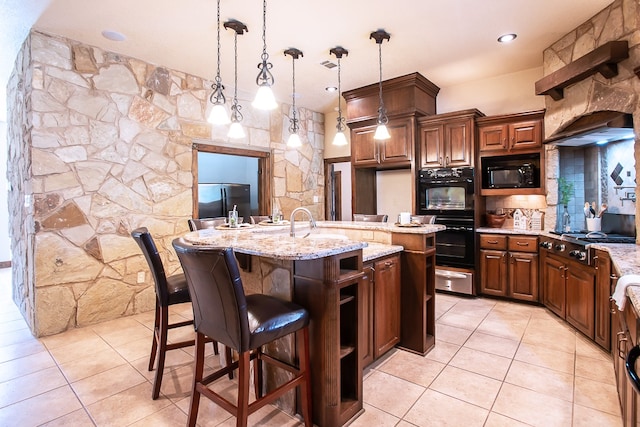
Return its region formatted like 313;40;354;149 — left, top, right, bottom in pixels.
181;220;434;261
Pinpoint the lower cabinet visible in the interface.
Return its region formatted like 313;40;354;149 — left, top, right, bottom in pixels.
479;234;538;301
612;288;638;427
361;253;401;366
541;252;595;339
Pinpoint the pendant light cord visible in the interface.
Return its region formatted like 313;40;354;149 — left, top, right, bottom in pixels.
261;0;268;62
377;42;387;124
337;56;344;131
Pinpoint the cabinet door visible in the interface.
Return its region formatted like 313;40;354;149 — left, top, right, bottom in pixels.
509;252;539;302
508;119;542;151
566;265;596;339
594;250;612;351
360;264;374;367
443;119;472;168
542;255;566;318
351;125;378;166
374;255;401;358
479;124;508;152
380;118;413;166
479;249;508;297
419;123;444;168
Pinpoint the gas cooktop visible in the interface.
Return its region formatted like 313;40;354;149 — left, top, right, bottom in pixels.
550;231;636;244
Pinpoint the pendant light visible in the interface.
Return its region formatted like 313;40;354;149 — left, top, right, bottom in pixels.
370;29;391;140
284;48;303;147
224;20;248;139
207;0;230;125
252;0;277;110
330;46;349;146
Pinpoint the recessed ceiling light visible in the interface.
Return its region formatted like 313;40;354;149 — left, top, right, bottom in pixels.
497;33;517;43
325;86;338;93
101;30;126;42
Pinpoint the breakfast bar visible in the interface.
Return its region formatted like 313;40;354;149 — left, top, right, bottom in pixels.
182;221;443;426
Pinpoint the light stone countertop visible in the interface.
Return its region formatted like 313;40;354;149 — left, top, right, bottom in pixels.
182;221;441;261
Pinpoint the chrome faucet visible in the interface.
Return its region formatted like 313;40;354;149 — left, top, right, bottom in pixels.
290;207;317;238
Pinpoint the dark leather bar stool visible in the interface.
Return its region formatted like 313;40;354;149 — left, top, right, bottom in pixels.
353;213;389;222
131;227;224;400
172;238;312;427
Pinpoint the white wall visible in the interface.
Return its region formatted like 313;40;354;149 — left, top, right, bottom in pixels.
437;67;545;116
376;169;412;223
0;121;9;263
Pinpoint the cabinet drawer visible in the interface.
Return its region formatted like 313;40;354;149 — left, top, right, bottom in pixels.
479;234;507;250
507;236;538;253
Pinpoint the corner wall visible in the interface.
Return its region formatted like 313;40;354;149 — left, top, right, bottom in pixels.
7;31;325;336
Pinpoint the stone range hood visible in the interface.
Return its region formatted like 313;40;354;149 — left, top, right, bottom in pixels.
540;0;639;235
544;110;635;147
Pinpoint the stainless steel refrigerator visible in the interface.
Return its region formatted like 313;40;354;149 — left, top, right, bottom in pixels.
198;183;252;219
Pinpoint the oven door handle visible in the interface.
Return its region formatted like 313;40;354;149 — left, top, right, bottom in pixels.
627;345;640;394
436;271;469;280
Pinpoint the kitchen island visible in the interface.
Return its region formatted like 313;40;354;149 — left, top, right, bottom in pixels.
182;221;443;427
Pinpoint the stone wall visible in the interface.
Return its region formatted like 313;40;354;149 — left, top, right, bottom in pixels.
6;31;325;337
541;0;640;231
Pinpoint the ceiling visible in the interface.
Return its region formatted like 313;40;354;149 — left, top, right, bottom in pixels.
2;0;613;121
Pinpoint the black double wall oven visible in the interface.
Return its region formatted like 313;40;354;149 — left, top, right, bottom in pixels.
417;167;476;295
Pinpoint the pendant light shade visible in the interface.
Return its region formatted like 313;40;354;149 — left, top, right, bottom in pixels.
285;48;303;148
207;0;229;125
370;29;391;141
224;20;248;139
252;0;277;110
330;46;349;146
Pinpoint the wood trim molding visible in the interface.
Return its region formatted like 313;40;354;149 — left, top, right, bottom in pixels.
535;41;629;101
0;261;11;269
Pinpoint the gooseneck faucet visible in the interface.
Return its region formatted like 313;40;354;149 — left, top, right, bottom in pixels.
290;207;317;238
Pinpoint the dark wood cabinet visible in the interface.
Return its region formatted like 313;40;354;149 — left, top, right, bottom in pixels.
565;265;596;338
479;234;538;301
351;116;415;168
542;253;567;316
612;284;638;427
391;232;437;355
373;254;401;358
361;254;401;365
344;73;440;216
541;252;596;339
595;249;612;350
294;250;365;426
477;112;543;153
477;110;546;196
417;109;483;169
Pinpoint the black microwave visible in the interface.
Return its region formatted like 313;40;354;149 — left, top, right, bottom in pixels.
485;163;537;189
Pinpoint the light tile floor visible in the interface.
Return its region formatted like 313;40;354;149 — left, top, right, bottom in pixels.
0;267;622;426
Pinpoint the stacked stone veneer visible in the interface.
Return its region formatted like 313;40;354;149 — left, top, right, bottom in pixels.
541;0;640;231
7;31;325;337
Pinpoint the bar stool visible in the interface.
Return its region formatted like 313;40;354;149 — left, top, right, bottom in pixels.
353;213;389;222
131;227;224;399
188;217;228;231
172;238;313;427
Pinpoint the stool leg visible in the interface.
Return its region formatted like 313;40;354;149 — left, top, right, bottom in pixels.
297;327;313;427
148;302;160;371
254;348;263;398
151;305;169;400
237;351;250;427
187;331;206;427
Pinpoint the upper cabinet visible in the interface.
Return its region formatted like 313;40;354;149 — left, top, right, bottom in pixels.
477;110;546;196
344;72;439;171
477;111;544;154
351;115;415;168
417;109;484;169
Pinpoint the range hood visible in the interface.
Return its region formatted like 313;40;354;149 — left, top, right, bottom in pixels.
544;110;635;147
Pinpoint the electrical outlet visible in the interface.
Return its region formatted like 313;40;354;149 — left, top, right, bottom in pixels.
313;195;319;203
137;271;145;283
